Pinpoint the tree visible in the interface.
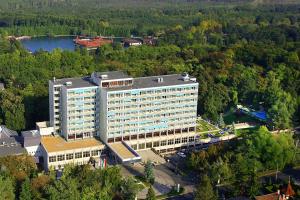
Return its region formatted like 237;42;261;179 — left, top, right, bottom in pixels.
232;122;237;135
0;89;25;131
195;175;216;200
144;160;155;184
120;177;139;200
146;185;156;200
218;113;225;129
19;178;32;200
0;173;15;200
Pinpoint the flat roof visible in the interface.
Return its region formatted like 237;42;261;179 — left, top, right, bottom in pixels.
94;71;131;81
0;137;25;157
51;77;97;89
41;136;104;153
50;72;197;90
109;142;137;160
106;74;198;91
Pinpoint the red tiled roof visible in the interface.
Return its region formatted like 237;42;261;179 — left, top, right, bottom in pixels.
75;37;112;48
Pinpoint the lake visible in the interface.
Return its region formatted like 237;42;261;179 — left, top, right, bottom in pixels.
21;36;75;52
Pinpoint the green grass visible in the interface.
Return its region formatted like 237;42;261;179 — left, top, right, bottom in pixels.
196;119;218;132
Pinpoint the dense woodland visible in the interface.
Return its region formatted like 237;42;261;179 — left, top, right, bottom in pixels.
0;0;299;199
0;156;141;200
0;1;299;131
191;127;300;199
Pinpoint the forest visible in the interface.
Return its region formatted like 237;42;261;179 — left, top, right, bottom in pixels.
0;0;299;199
0;1;299;131
0;155;141;200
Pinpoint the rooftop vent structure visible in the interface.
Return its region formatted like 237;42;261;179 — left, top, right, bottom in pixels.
181;72;190;81
100;74;108;79
65;81;72;86
157;77;164;83
190;77;197;82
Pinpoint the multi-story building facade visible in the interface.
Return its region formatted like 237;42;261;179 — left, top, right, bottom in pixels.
49;71;198;154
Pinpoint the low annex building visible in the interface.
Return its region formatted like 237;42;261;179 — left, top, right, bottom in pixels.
0;125;25;157
41;136;105;171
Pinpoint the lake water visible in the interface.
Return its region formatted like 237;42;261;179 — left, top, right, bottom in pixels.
21;36;75;52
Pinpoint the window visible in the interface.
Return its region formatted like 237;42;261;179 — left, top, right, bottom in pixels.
175;138;181;144
75;152;82;158
168;139;174;145
57;155;65;161
146;142;152;148
83;151;90;157
138;143;145;150
66;153;73;160
153;141;159;147
189;137;195;142
91;150;99;156
49;156;56;162
161;140;167;146
132;144;137;150
182;137;188;143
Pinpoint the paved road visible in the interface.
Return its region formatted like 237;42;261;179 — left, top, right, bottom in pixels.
166;192;194;200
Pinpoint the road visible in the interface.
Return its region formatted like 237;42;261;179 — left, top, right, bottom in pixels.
166;192;194;200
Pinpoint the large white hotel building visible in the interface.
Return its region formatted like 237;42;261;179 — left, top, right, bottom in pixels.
41;71;198;169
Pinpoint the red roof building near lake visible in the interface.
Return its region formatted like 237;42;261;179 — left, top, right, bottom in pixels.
74;36;112;49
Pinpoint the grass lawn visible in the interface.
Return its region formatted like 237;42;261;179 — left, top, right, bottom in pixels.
196;119;218;132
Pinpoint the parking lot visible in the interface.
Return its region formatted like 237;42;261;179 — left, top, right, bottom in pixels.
120;150;195;199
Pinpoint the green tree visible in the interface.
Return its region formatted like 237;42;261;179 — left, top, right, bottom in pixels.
19;178;32;200
195;175;216;200
146;185;156;200
120;177;139;200
218;113;225;129
0;89;25;131
0;173;15;200
144;160;155;184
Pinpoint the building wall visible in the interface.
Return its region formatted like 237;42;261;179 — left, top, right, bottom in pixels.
62;87;98;141
25;145;42;157
44;147;103;171
99;89;108;142
104;83;198;144
49;81;63;135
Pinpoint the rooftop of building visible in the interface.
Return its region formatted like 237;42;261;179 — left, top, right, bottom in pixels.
21;130;41;147
121;38;142;43
105;73;198;91
50;76;97;89
93;71;132;81
109;142;137;160
50;71;197;90
0;126;25;157
0;138;26;157
21;130;40;138
41;136;105;153
0;125;18;139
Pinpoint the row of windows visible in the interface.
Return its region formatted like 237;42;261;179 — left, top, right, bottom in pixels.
107;127;195;142
49;150;101;163
68;89;97;95
68;96;96;101
108;87;197;98
108;101;197;111
108;117;195;130
131;136;195;150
